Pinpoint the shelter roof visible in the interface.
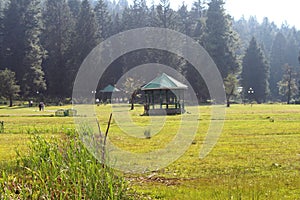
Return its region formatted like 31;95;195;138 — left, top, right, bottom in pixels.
100;84;120;93
141;73;188;91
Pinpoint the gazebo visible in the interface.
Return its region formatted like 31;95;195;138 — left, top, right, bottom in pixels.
99;84;121;103
141;73;188;115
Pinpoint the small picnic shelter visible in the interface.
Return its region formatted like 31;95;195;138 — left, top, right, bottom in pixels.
141;73;188;115
99;84;121;103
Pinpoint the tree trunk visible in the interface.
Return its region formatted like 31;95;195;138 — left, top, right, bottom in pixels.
130;100;134;110
287;89;291;104
287;71;292;104
226;95;230;107
130;90;137;110
9;96;13;107
227;100;230;107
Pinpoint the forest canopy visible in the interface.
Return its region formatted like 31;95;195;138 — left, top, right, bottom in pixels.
0;0;299;104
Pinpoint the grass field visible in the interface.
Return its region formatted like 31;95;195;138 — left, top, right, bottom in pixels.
0;104;299;199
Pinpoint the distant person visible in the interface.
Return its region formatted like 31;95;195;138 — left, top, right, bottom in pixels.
39;102;45;111
29;100;33;107
96;98;100;106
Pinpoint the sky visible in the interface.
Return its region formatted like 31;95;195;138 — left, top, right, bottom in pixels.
141;0;300;29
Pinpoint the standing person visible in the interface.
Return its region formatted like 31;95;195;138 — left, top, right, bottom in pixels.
39;102;45;111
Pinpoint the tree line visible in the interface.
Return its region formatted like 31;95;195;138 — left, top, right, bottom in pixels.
0;0;299;106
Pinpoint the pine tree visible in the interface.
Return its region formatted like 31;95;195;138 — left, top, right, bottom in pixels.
190;0;203;20
190;0;204;40
75;0;98;57
2;0;25;81
66;0;98;95
94;0;113;40
22;0;46;96
177;3;193;36
242;37;270;103
116;0;128;13
0;1;6;67
111;13;122;35
68;0;81;18
154;0;176;29
122;0;149;30
201;0;240;78
285;27;300;68
257;17;277;58
42;0;74;97
3;0;46;96
270;32;288;100
233;16;251;54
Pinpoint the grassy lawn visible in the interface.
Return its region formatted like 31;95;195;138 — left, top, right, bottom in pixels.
0;104;299;199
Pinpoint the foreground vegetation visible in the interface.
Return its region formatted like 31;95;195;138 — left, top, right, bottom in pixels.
0;104;299;199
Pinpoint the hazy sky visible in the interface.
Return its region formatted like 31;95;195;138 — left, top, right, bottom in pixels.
140;0;299;29
225;0;299;28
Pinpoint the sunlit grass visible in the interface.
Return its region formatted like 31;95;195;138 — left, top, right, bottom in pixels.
0;104;299;199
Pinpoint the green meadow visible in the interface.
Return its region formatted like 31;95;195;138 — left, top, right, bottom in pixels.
0;104;299;199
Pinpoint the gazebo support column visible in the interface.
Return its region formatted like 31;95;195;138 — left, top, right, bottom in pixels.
166;90;169;109
152;90;155;109
160;90;162;109
182;91;185;111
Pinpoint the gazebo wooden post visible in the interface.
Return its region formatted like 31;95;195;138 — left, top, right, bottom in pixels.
178;91;181;109
159;90;162;109
149;92;151;104
166;90;169;109
152;90;155;109
182;90;185;111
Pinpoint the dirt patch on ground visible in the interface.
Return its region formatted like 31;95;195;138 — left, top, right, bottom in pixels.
127;174;200;186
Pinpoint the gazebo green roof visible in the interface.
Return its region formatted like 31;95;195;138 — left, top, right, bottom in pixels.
100;84;120;93
141;73;188;91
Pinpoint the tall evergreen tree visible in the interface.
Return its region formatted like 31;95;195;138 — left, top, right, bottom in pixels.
201;0;240;78
247;16;260;37
153;0;176;29
270;32;288;99
22;0;46;96
257;17;277;58
111;13;122;35
0;1;7;68
68;0;81;18
285;27;300;69
2;0;25;81
242;37;270;103
190;0;204;40
75;0;98;57
42;0;74;97
66;0;98;95
177;3;193;36
3;0;46;96
122;0;148;30
115;0;128;14
94;0;112;40
190;0;203;20
232;16;251;54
